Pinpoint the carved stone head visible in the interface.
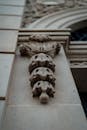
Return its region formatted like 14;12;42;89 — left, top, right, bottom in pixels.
32;81;55;104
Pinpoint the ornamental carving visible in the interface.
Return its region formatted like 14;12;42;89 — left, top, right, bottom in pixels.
19;34;61;104
22;0;86;27
29;67;56;87
19;34;61;58
32;81;55;104
29;53;55;73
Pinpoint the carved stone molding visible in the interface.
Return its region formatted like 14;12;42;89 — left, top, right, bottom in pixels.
70;60;87;68
29;34;51;42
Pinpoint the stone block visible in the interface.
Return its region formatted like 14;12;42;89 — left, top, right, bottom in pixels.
0;16;22;29
0;54;14;99
0;30;18;53
2;104;87;130
0;6;24;16
0;0;25;6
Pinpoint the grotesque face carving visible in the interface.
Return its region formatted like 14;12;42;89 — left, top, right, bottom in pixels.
29;67;56;87
29;53;55;73
28;53;56;104
32;81;55;104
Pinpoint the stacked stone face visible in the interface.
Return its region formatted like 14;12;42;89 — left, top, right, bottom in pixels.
29;53;56;104
19;34;61;104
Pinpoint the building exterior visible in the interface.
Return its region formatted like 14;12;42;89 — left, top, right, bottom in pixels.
0;0;87;130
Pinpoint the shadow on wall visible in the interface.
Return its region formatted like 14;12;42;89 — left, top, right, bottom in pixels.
71;68;87;117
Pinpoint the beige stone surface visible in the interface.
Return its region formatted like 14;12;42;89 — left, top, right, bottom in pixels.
8;47;81;106
0;101;6;129
0;6;24;16
0;16;22;29
0;54;14;99
2;104;87;130
0;30;18;53
0;0;25;6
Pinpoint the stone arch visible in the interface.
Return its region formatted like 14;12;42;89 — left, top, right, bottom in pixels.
28;6;87;30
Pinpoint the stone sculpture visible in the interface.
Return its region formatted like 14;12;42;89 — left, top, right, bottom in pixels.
19;34;61;104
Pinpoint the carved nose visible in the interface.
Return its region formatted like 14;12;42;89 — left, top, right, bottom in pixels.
39;92;49;104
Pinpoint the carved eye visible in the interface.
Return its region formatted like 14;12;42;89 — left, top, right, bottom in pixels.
36;87;42;96
35;55;38;59
36;69;39;72
38;82;40;85
47;69;49;72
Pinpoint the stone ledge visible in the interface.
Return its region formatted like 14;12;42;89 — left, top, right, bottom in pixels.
2;104;87;130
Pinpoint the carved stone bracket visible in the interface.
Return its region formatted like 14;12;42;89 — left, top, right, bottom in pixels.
19;34;61;58
19;34;61;104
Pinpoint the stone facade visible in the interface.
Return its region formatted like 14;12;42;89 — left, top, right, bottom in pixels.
0;0;87;130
